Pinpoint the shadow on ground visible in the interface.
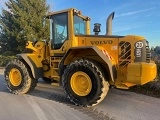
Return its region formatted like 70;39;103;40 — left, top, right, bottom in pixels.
0;75;111;120
0;75;72;105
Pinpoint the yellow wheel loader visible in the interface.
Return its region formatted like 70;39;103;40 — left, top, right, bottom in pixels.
4;8;157;107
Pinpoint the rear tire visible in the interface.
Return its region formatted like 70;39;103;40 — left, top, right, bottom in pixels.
4;59;37;94
62;59;109;107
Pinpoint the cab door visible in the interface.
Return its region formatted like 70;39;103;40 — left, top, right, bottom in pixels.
50;12;70;56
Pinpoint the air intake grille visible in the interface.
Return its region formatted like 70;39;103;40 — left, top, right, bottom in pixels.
146;43;151;63
119;41;131;66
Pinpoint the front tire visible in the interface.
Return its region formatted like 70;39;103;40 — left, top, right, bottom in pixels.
62;59;109;107
4;59;37;94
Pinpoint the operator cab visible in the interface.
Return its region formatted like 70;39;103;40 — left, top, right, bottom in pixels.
47;8;90;50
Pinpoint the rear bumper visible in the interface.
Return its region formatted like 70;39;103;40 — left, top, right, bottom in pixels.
127;62;157;85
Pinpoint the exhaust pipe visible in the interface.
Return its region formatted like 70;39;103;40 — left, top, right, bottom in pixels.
106;12;115;35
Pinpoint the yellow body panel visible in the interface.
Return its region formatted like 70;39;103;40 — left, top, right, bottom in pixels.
77;36;119;63
115;62;157;89
25;41;50;68
127;62;157;85
27;54;43;67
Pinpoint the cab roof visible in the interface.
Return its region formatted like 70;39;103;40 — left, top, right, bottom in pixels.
46;8;74;17
46;8;90;20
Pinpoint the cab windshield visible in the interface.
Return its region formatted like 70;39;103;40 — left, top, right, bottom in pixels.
73;15;87;35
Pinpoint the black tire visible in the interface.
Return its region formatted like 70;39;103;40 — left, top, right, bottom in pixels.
4;59;38;94
58;60;66;76
62;59;109;107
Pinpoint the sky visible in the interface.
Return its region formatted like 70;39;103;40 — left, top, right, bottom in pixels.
0;0;160;47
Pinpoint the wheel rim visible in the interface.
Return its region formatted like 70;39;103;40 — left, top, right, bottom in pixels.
9;68;22;86
71;71;92;96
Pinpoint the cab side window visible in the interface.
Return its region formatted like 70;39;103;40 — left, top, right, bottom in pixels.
74;15;86;35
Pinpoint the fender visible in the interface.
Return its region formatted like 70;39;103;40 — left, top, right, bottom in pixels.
59;46;117;82
17;54;43;79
